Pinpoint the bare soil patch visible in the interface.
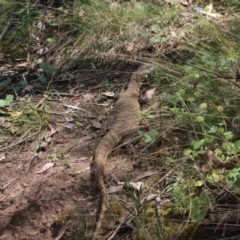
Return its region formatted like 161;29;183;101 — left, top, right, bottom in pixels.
0;63;162;240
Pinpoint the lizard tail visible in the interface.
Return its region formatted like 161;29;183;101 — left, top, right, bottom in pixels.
92;174;108;240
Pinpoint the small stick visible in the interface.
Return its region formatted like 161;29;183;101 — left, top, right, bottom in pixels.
1;177;19;191
0;133;37;152
185;62;240;89
0;16;13;42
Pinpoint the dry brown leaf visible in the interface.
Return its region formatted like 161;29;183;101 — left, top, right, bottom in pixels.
89;155;93;162
110;2;120;10
36;162;54;174
69;167;91;175
16;62;28;67
126;42;134;52
102;91;115;97
91;120;102;129
83;93;95;103
107;186;123;194
36;97;45;108
8;110;22;118
145;88;155;100
118;181;144;191
1;120;11;128
0;153;5;162
96;102;111;107
79;9;85;17
179;0;188;6
134;170;159;181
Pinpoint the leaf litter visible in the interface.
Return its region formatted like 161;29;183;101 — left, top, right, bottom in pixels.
0;61;164;239
0;1;239;239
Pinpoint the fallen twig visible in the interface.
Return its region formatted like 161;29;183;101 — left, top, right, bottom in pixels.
0;16;13;42
1;177;19;191
0;133;38;152
54;220;71;240
185;62;240;89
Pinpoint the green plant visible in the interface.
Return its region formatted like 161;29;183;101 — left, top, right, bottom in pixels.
190;197;208;222
10;1;40;56
149;24;171;44
141;129;159;144
50;153;59;162
119;181;164;239
0;94;13;107
64;160;71;168
39;62;57;84
171;175;191;216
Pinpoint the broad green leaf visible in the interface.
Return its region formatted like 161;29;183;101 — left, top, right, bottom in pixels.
40;62;56;76
50;22;58;26
223;131;233;140
183;149;192;156
0;78;11;87
177;89;185;96
150;24;161;33
47;38;53;42
0;95;13;107
204;135;214;143
234;140;240;150
39;77;47;83
222;142;238;155
161;35;171;42
191;197;208;222
207;170;220;182
19;80;27;86
234;177;240;188
228;168;240;182
193;140;204;150
144;130;159;143
5;95;13;104
13;86;21;93
201;55;214;65
207;126;218;133
149;34;161;44
194;180;204;187
0;100;6;107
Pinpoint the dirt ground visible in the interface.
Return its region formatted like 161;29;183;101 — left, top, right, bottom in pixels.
0;63;163;240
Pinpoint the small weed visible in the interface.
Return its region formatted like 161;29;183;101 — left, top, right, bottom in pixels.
39;62;57;84
143;130;159;144
64;160;71;168
1;0;240;239
0;95;14;107
50;149;64;162
121;181;163;239
0;98;50;148
50;153;59;162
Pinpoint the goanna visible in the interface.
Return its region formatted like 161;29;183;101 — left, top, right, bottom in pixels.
92;64;154;240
